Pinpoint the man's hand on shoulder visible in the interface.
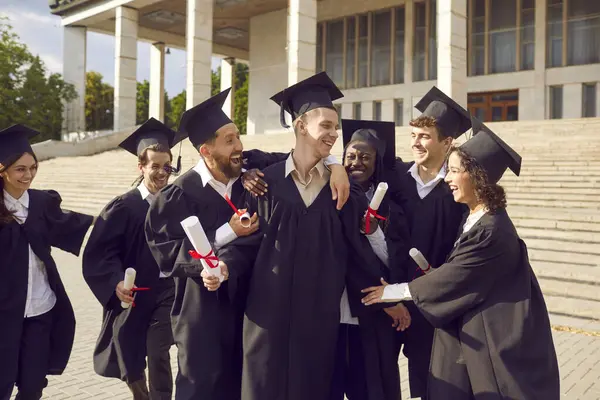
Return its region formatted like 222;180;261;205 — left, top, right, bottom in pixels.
329;164;350;210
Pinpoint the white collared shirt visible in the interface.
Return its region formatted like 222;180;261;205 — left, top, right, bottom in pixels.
192;158;239;249
408;163;447;199
284;153;330;208
137;182;167;278
4;190;57;318
462;208;487;234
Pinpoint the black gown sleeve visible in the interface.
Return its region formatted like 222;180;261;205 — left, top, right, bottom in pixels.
408;226;516;328
45;190;94;255
82;197;129;309
243;149;290;170
145;185;207;278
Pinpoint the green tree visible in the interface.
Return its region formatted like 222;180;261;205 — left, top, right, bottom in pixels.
166;90;186;130
85;71;114;131
233;63;249;135
136;80;150;125
211;67;221;96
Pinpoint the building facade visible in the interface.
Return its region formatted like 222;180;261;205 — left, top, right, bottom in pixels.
50;0;600;135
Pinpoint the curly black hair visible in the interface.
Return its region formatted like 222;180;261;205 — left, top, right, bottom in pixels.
448;146;507;212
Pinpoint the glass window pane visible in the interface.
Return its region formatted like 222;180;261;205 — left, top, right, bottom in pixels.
428;0;437;80
491;92;519;101
413;3;427;81
346;17;356;89
394;7;405;84
490;0;516;30
583;83;597;118
474;0;486;17
489;0;517;73
491;106;504;121
325;20;344;87
353;102;362;119
507;105;519;120
546;2;563;67
358;15;369;87
550;86;563;119
373;101;382;121
567;14;600;66
522;0;534;9
521;42;535;70
371;10;391;86
316;24;323;72
395;99;403;126
473;107;487;121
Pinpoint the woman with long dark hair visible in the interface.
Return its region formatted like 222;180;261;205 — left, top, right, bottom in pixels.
0;125;94;400
361;119;560;399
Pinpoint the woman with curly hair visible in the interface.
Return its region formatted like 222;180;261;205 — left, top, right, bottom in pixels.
0;125;94;400
361;118;560;400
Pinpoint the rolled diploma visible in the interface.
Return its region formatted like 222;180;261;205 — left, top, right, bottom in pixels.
409;248;431;274
239;211;251;228
180;216;224;282
369;182;389;211
121;268;136;309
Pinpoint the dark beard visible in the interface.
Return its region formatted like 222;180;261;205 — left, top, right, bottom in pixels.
214;153;242;179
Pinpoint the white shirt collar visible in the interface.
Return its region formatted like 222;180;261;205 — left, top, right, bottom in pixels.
284;153;326;178
3;189;29;209
136;181;154;201
462;208;488;234
408;163;447;188
193;157;240;187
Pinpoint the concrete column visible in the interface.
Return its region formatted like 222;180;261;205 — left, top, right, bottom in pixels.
287;0;317;85
114;6;138;131
436;0;467;107
341;103;353;119
563;83;583;118
149;42;165;122
596;84;600;118
382;99;395;122
221;57;235;119
404;0;414;85
361;101;373;120
533;0;547;120
62;26;87;133
186;0;213;109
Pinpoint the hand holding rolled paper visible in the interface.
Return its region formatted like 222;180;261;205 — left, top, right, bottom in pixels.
410;248;431;274
180;216;224;283
224;194;251;228
364;182;388;234
121;268;136;309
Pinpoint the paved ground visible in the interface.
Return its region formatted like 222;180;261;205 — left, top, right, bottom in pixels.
10;248;600;400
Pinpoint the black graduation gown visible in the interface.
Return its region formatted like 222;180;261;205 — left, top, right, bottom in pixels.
408;209;560;400
226;161;366;400
82;188;164;383
344;194;411;400
0;190;93;390
144;169;250;400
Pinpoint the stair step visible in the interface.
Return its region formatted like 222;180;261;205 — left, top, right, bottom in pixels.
510;198;600;209
513;218;600;233
509;192;600;202
533;261;600;283
518;227;600;243
507;187;600;195
542;294;600;321
528;248;600;267
538;277;600;302
526;237;600;256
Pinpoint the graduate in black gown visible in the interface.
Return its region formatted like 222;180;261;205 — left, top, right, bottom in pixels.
390;87;471;399
144;88;263;400
221;72;364;400
329;119;411;400
0;125;93;400
362;118;560;400
83;118;182;399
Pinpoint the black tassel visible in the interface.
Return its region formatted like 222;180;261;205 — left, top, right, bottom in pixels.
280;101;290;129
171;142;183;175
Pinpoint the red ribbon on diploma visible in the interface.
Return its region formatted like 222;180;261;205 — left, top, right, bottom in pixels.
414;264;431;277
189;249;220;269
224;194;245;217
365;206;387;234
129;287;150;308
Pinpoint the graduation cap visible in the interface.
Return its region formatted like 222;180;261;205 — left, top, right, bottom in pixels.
270;72;344;128
178;88;233;149
341;119;396;169
119;117;184;174
0;124;39;166
415;86;472;139
459;116;522;184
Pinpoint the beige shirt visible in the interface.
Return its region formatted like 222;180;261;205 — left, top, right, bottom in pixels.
284;153;331;207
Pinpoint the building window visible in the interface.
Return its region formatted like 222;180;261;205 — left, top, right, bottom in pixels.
371;11;392;86
394;99;403;126
550;86;563;119
413;0;437;81
325;20;344;88
373;101;382;121
467;91;519;121
353;102;362;119
394;7;405;84
547;0;600;67
583;83;597;117
468;0;535;76
346;17;357;89
358;14;369;88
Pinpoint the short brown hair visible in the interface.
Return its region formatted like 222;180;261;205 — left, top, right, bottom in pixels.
410;116;451;140
138;144;173;165
448;146;507;212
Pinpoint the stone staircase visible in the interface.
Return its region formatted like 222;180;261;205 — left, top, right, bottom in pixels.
33;117;600;325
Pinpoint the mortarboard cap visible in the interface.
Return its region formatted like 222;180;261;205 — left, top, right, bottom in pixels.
119;117;181;156
178;88;233;149
459;116;522;184
415;86;472;139
341;119;396;169
270;72;344;128
0;124;39;166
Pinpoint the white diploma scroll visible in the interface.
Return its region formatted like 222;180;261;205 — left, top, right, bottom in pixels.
369;182;389;211
239;211;251;228
180;216;224;282
409;248;431;274
121;268;136;309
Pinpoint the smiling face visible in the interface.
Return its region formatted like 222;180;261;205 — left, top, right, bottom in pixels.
445;151;477;206
202;122;244;179
410;125;452;169
296;108;340;159
0;153;38;196
344;141;377;187
139;149;172;193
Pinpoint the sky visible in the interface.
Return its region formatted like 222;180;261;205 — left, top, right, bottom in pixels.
0;0;221;97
